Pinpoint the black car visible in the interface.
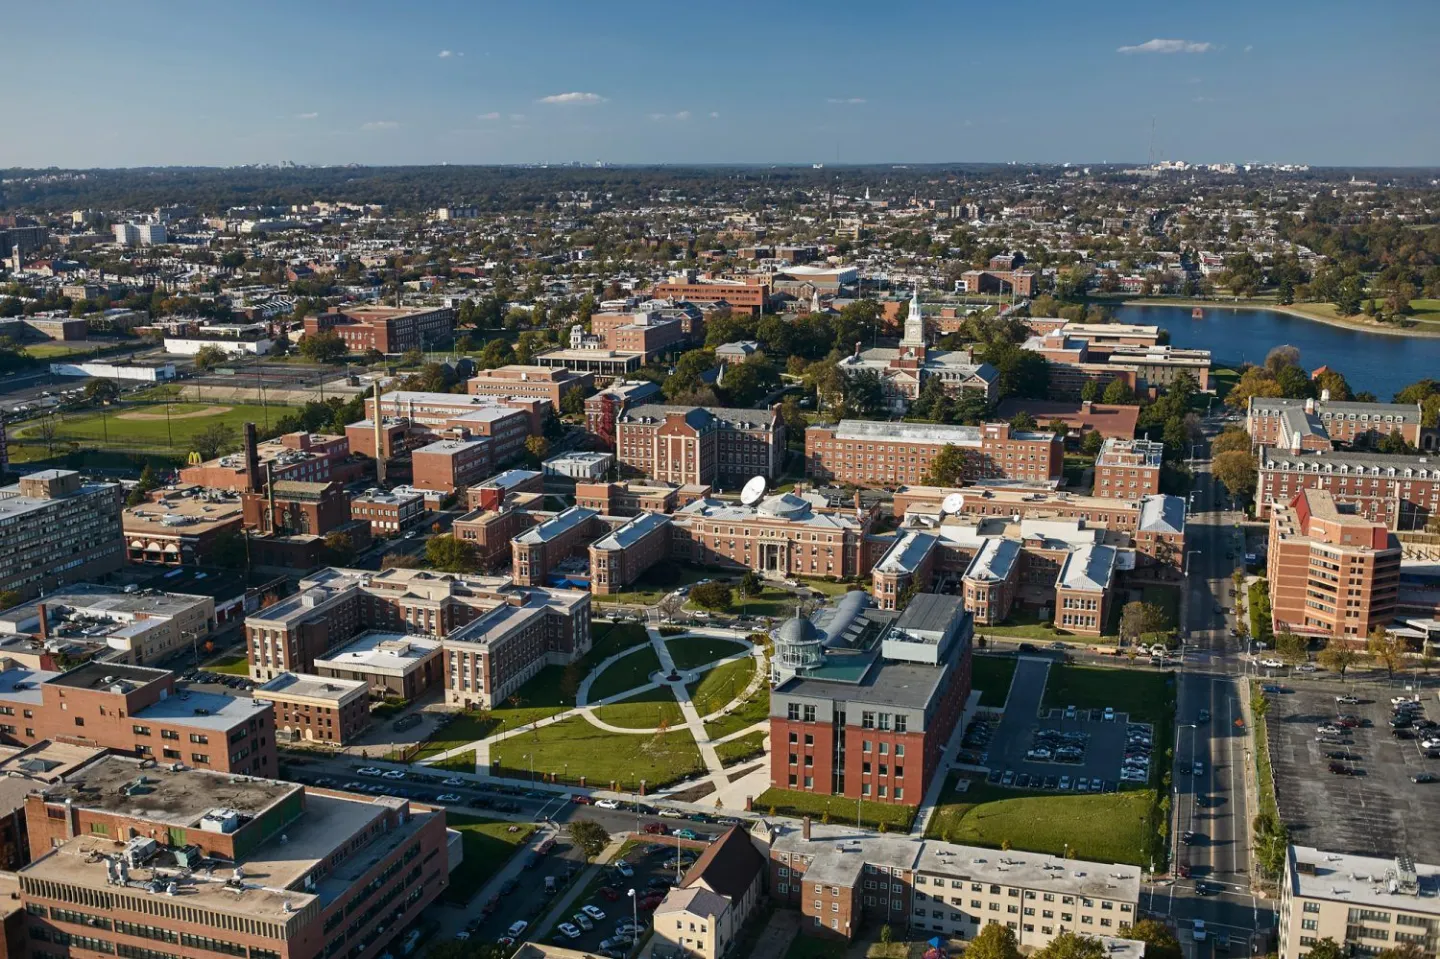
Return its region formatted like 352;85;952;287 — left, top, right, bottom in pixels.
1018;643;1037;652
1394;729;1417;740
1195;881;1218;896
1180;831;1197;845
499;878;519;896
1414;773;1437;784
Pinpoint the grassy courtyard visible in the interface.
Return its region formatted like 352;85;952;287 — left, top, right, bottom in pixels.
971;655;1018;708
444;815;537;903
1040;663;1173;724
666;636;748;671
592;686;685;730
586;644;662;702
687;655;756;717
204;653;251;676
590;565;713;605
754;787;916;831
490;716;706;790
924;777;1158;866
703;683;771;740
715;731;767;767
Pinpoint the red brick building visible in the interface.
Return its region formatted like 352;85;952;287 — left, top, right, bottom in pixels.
1257;447;1440;526
616;404;785;486
467;364;594;405
256;671;371;745
1247;396;1426;450
651;273;771;315
180;430;354;493
585;380;663;448
304;304;456;353
805;421;1062;487
350;487;426;535
241;479;352;535
411;438;492;494
1093;437;1164;499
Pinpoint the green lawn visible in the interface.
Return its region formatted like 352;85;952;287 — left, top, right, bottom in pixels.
693;586;807;620
666;636;748;671
23;341;112;359
1141;585;1182;630
971;656;1018;708
429;749;478;773
591;565;713;605
491;716;706;790
924;777;1158;866
754;787;915;831
795;578;858;597
444;815;537;903
715;731;767;767
1290;298;1440;329
1212;367;1241;401
204;653;251;676
703;683;771;740
1040;664;1173;724
1249;579;1274;644
978;601;1121;642
10;399;287;455
587;644;662;701
592;686;685;730
687;656;756;717
413;702;564;761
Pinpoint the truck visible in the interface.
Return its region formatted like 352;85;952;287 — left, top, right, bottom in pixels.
544;875;557;895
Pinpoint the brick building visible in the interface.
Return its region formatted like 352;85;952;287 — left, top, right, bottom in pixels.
586;312;694;358
616;404;785;487
574;479;710;517
589;513;673;594
411;438;491;494
350;487;426;535
304;303;456;353
1247;396;1426;450
123;489;245;566
992;399;1140;442
466;364;594;405
1257;448;1440;527
242;479;352;536
768;594;972;806
0;470;125;602
441;585;592;709
585;380;662;448
805;421;1062;487
0;662;274;776
255;671;370;745
512;506;604;587
453;503;541;568
17;755;450;959
651;273;771;315
669;492;877;580
1267;488;1401;640
0;587;214;667
180;430;355;493
312;631;444;701
1094;438;1164;499
364;390;548;442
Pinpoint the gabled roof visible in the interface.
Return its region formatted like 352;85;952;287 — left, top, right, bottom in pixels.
681;825;765;902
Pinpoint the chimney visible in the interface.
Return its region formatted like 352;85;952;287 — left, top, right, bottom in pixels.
243;422;261;494
1081;400;1093;413
1304;397;1315;414
854;341;861;358
802;816;811;841
265;463;277;535
37;604;49;642
373;379;386;487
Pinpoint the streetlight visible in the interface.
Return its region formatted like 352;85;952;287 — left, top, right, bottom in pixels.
627;888;638;947
1174;723;1199;871
523;753;534;782
1185;550;1201;577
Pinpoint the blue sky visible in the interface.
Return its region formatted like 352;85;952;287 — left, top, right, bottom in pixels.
4;0;1437;168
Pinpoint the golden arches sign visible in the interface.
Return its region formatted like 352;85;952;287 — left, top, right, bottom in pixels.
186;451;202;465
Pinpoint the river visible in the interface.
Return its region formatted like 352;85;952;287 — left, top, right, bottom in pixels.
1111;305;1440;400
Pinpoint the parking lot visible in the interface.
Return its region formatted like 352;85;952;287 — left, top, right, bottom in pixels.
1267;684;1440;861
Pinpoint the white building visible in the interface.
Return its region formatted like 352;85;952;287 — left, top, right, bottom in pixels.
542;451;614;481
112;222;167;247
50;360;176;383
164;323;274;356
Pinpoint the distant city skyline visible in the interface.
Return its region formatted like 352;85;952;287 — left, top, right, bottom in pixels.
3;0;1437;169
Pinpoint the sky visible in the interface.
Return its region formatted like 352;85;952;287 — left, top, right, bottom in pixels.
4;0;1438;169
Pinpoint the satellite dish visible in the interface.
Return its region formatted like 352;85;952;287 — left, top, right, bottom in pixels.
941;493;964;515
740;476;768;506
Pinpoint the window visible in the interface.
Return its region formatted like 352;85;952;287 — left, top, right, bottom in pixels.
132;725;150;736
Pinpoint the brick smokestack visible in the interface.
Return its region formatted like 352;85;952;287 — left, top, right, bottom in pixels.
37;604;48;643
243;422;262;494
802;816;811;841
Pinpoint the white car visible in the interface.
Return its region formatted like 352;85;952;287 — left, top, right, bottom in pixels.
1103;707;1116;721
436;793;462;803
1296;663;1317;672
443;777;465;786
658;809;684;818
1260;658;1284;668
1193;919;1207;942
358;767;384;776
582;905;606;921
558;923;581;940
573;914;594;931
381;770;406;780
613;861;634;878
594;799;620;809
507;920;529;938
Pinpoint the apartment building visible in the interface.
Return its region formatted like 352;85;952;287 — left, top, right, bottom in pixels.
512;506;604;587
651;273;771;314
123;489;246;566
255;671;370;745
466;364;594;405
442;585;591;709
585;380;662;447
1094;438;1164;499
0;587;214;666
18;754;450;959
587;311;692;358
304;304;456;353
769;595;972;806
1267;489;1401;640
0;662;274;776
617;404;785;486
365;390;540;458
350;487;426;535
452;503;540;568
312;631;443;701
805;421;1063;487
411;438;491;494
1280;846;1440;959
0;470;125;602
1248;396;1426;450
1256;448;1440;527
762;818;1141;946
589;513;673;594
652;826;767;959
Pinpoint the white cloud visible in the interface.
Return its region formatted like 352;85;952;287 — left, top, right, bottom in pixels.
674;110;691;121
1117;38;1213;54
650;110;692;122
361;120;399;131
709;111;720;119
438;49;455;58
508;113;526;122
294;112;319;120
1244;44;1254;53
826;97;867;104
539;91;606;105
477;112;501;121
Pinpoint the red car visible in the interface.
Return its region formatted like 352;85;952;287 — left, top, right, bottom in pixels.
571;795;593;805
639;894;664;911
597;886;621;902
643;822;666;834
537;838;556;854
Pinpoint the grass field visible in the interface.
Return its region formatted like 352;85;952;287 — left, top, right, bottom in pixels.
591;686;685;730
691;586;807;620
490;716;706;790
666;636;748;671
795;578;858;597
971;656;1018;708
702;683;771;740
1212;367;1242;400
924;777;1157;866
10;399;284;456
586;645;662;701
444;814;537;903
204;653;251;676
687;656;756;717
429;748;478;773
1289;298;1440;330
1040;664;1173;724
1142;585;1182;631
590;565;712;605
754;787;916;831
22;341;115;359
715;731;767;767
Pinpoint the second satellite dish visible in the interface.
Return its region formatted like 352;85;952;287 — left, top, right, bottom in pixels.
740;475;768;506
941;492;965;515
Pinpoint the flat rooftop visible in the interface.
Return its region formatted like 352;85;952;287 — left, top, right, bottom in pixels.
47;662;168;693
256;672;367;703
0;478;116;522
135;689;271;731
0;668;60;705
779;657;944;710
123;494;244;534
313;631;442;676
1289;845;1440;914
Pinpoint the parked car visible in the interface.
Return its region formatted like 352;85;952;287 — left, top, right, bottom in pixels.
558;924;581;940
436;793;462;803
595;799;620;809
507;921;528;938
582;905;607;921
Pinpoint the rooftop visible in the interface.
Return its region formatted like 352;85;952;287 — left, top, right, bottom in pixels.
592;511;670;551
256;672;367;704
1289;845;1440;914
1058;543;1118;592
47;662;169;693
514;505;597;545
123;492;244;534
313;631;442;677
0;586;211;637
413;437;488;455
779;657;944;709
135;689;272;731
0;477;117;522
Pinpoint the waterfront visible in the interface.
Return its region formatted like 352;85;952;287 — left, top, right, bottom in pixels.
1113;305;1440;399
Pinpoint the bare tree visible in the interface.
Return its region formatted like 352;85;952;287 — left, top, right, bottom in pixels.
656;593;685;623
33;411;60;454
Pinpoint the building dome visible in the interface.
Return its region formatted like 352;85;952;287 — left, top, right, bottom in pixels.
758;492;811;520
776;612;820;646
772;609;824;680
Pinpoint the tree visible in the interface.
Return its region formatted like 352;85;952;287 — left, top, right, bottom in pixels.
1080;379;1101;403
1251;692;1270;722
192;344;228;371
1101;378;1136;405
1046;418;1071;443
656;592;685;623
1080;430;1104;456
1119;601;1172;645
560;385;587;416
1366;627;1406;678
965;922;1022;959
1032;931;1106;959
1117;920;1181;959
1264;345;1301;375
1376;944;1427;959
523;435;551;466
1210;427;1252;456
401;347;424;368
1313;369;1352;402
719;358;781;408
1275;632;1308;666
739;571;763;597
381;551;422;570
1009;410;1037;430
298;330;347;363
127;463;161;506
925;444;969;487
878;924;893;947
0;590;22;610
192;422;238;461
690;581;734;611
568;819;609;861
84;378;120;405
426;534;479;573
1304;939;1346;959
1275;364;1314;400
1318;636;1361;677
1335;275;1366;316
1211;449;1258;499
